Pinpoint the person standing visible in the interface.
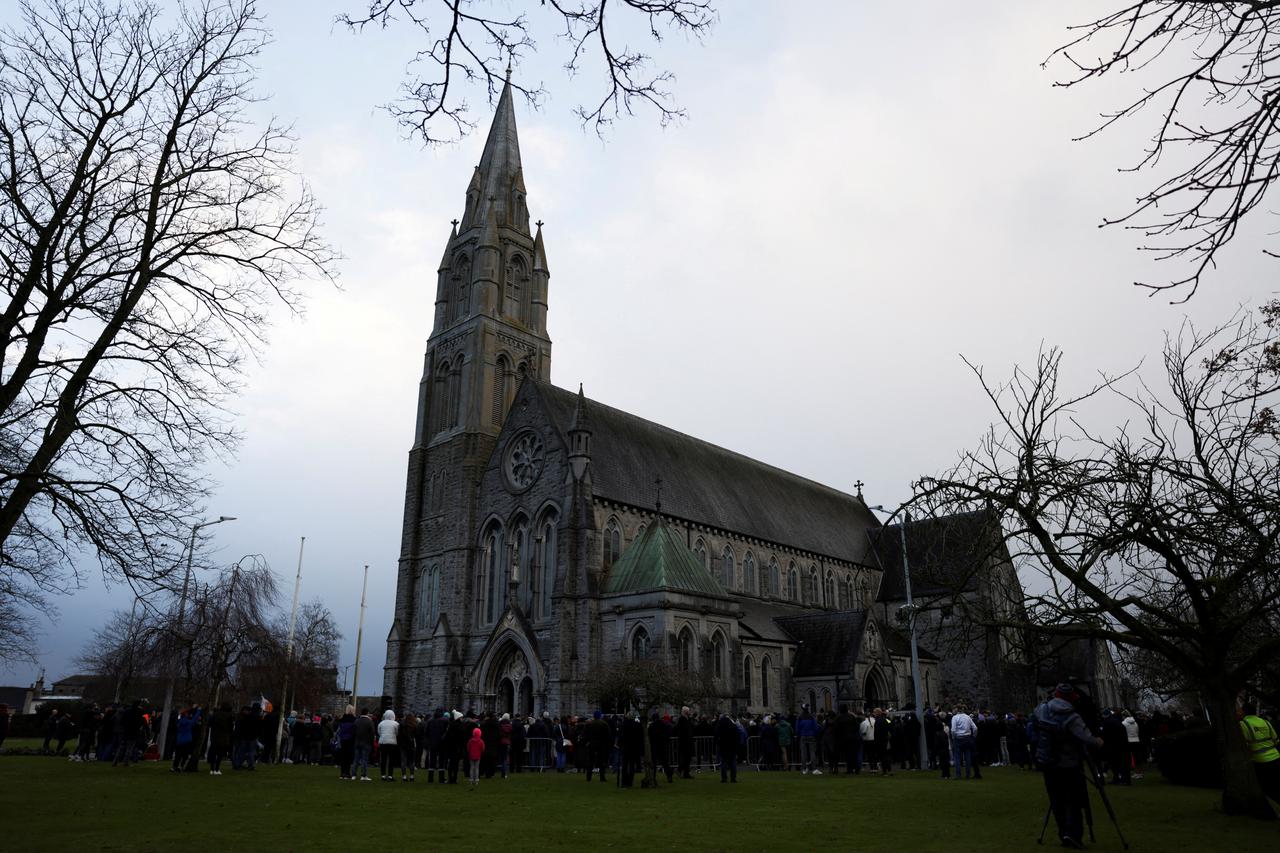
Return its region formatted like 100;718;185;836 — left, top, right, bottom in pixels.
112;701;142;766
796;706;820;775
1238;706;1280;805
872;708;893;776
399;712;417;782
1101;709;1130;785
586;710;611;783
715;713;740;783
950;707;978;780
620;714;644;788
1121;710;1142;779
777;714;794;771
208;702;234;776
467;726;485;785
353;708;375;781
377;710;399;781
73;704;100;762
833;706;859;775
675;706;694;779
498;713;513;779
171;707;199;772
510;714;526;774
336;706;357;780
1033;684;1104;850
446;711;468;783
650;713;675;782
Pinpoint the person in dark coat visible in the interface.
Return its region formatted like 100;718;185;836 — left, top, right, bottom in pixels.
353;708;375;780
902;711;923;770
649;714;674;782
336;707;357;779
1100;710;1130;785
445;711;469;784
585;711;611;783
619;715;644;788
873;708;893;776
480;713;500;779
675;706;694;779
112;702;143;766
834;706;860;774
715;713;741;783
208;702;235;775
399;712;418;781
425;710;448;782
74;704;101;762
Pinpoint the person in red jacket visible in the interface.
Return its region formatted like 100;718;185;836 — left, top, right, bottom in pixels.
467;727;485;786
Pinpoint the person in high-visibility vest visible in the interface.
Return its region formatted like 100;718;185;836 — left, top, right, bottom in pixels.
1238;708;1280;804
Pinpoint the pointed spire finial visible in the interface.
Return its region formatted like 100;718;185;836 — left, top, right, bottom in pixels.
505;55;512;83
654;476;664;514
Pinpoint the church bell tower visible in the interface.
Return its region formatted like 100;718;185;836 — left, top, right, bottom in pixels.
385;73;552;707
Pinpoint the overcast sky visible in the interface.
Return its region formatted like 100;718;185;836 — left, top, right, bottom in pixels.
3;1;1269;689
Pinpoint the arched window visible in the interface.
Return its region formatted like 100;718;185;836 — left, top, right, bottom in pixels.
604;517;622;567
433;359;450;433
480;525;504;626
824;570;836;608
429;566;441;626
804;565;817;604
631;626;651;660
839;575;852;609
504;254;527;320
694;538;708;571
492;356;509;425
768;558;780;597
452;255;471;322
720;546;735;589
743;655;754;705
808;689;817;710
761;656;771;707
787;563;799;601
678;628;695;672
537;515;557;620
710;631;725;680
743;552;756;595
823;689;833;712
448;360;463;428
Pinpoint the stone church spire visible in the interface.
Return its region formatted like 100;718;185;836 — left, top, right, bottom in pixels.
461;76;530;235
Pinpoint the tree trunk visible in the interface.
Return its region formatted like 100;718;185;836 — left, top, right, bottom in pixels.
1207;684;1275;819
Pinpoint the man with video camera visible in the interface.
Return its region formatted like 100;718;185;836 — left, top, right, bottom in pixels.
1033;683;1105;849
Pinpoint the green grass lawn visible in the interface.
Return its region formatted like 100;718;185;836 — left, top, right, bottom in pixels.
1;756;1275;852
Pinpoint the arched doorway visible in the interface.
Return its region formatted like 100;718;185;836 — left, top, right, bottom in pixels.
497;677;515;715
863;667;891;710
519;676;534;717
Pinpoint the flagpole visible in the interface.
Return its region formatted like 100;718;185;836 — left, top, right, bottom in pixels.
351;565;369;715
274;536;305;762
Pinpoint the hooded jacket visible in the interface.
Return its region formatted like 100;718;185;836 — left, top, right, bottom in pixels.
377;710;399;746
467;727;485;761
1033;698;1097;769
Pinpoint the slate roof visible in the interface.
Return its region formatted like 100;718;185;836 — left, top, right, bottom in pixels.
602;517;728;597
535;382;880;563
880;622;939;661
869;509;1003;602
774;611;869;676
737;598;819;643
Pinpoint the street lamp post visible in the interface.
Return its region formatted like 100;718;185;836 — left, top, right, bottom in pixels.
156;515;236;760
869;504;930;770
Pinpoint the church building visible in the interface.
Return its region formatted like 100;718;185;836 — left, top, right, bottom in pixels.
383;77;1030;717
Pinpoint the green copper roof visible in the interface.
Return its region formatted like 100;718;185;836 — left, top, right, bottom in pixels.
603;518;727;597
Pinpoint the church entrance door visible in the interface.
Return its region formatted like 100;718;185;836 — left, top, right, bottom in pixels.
519;676;534;717
864;668;890;710
497;678;515;715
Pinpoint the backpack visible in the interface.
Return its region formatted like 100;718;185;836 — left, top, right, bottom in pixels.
1034;710;1071;768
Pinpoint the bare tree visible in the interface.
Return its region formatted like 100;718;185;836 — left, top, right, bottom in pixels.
586;658;710;788
915;303;1280;817
74;605;164;701
1051;3;1280;300
247;598;342;711
0;0;332;655
340;0;717;144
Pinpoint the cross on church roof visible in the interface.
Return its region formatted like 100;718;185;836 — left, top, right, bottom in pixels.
536;220;544;228
855;479;864;498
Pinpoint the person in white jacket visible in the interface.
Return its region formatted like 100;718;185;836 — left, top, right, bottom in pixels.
1121;711;1142;778
377;710;399;781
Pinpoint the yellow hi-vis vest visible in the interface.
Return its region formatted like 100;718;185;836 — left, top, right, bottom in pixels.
1240;715;1279;764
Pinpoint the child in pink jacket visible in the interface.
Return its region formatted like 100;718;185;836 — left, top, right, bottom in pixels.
467;727;485;785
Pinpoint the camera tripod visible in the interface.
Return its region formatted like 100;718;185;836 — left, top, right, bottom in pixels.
1036;753;1130;850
